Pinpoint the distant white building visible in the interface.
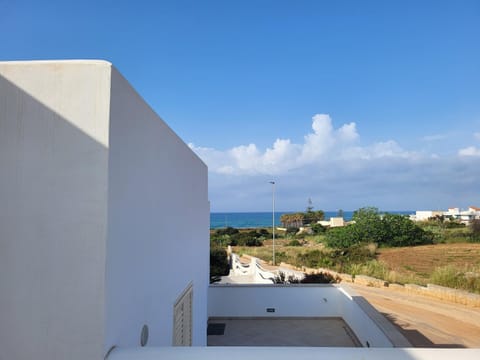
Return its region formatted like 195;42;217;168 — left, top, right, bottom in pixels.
318;217;345;228
445;207;480;224
411;207;480;224
412;210;444;222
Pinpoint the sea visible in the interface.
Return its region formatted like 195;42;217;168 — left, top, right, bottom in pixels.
210;211;414;229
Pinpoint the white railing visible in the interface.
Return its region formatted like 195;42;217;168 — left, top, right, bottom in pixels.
229;253;304;284
229;254;275;283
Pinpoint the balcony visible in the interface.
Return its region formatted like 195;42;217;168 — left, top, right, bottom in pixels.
207;284;409;348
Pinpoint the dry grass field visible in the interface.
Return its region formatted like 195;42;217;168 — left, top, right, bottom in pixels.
377;243;480;278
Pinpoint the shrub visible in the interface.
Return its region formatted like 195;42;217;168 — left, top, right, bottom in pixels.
275;251;288;264
311;223;326;234
288;239;302;246
430;265;480;294
234;230;265;246
210;247;229;282
215;226;239;236
294;245;374;272
301;272;339;284
325;226;358;248
274;271;339;284
296;250;333;268
470;220;480;243
325;209;434;248
286;227;299;236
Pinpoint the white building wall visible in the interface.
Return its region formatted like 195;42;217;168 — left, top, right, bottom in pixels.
0;60;210;360
337;288;393;347
208;286;339;318
0;61;110;360
104;68;209;350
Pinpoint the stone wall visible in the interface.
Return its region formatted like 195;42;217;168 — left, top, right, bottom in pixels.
279;263;480;307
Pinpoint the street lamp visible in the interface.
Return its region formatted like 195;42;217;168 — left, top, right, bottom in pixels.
269;181;276;266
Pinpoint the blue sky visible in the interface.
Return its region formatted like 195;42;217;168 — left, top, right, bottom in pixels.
2;0;479;212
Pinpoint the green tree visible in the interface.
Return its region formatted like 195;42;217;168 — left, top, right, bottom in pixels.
382;213;433;246
351;207;385;244
325;207;433;248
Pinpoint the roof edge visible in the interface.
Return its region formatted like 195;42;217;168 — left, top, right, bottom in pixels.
0;59;112;67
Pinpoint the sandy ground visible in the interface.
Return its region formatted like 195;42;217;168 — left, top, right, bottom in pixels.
347;283;480;348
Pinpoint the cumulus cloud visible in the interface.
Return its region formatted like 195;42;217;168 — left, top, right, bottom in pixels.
458;146;480;157
189;113;409;176
189;114;480;211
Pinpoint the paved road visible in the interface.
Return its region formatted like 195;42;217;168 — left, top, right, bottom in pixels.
347;283;480;348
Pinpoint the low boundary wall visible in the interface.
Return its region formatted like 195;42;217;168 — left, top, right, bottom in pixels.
279;263;480;307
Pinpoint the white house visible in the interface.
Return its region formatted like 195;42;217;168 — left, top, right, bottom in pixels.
412;210;444;221
445;207;480;224
318;217;346;228
0;60;209;360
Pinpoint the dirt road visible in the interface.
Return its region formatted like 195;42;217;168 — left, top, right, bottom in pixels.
348;283;480;348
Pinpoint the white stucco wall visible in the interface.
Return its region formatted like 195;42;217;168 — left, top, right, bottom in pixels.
0;60;210;360
0;61;111;360
104;67;209;350
208;285;339;317
337;287;393;347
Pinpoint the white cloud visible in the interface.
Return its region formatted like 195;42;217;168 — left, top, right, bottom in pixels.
189;113;415;176
193;115;480;211
458;146;480;157
474;132;480;141
338;122;359;142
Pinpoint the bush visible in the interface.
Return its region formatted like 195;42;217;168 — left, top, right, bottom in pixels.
311;223;326;234
296;250;333;268
382;213;434;246
215;226;239;236
294;245;374;271
430;265;480;294
234;230;265;246
301;272;339;284
288;239;302;246
274;271;339;284
325;226;358;248
210;247;229;283
286;227;299;236
325;209;434;248
470;220;480;243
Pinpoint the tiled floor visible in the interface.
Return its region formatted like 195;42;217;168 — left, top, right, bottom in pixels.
207;317;361;347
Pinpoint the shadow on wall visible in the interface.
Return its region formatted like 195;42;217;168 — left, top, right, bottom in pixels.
0;74;108;360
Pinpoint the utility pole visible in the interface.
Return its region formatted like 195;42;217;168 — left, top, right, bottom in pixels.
269;181;276;266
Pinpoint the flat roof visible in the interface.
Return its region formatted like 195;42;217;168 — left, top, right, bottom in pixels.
207;317;361;347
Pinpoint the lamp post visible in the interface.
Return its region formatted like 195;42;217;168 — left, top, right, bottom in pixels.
269;181;276;266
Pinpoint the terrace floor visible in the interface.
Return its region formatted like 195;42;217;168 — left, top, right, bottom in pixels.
207;317;362;347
